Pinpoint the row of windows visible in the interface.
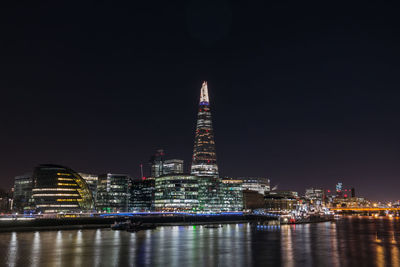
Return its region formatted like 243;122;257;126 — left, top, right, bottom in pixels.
33;193;79;197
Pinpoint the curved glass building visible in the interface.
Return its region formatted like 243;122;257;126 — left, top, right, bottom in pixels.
32;164;94;213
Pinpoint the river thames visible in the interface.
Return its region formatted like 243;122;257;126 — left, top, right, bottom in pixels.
1;217;399;267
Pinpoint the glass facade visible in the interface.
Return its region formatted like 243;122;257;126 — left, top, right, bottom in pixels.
220;179;243;211
150;149;165;178
191;82;219;178
197;177;221;212
32;164;94;213
155;174;199;211
130;178;155;211
163;159;184;175
78;173;98;201
96;173;131;212
12;173;33;212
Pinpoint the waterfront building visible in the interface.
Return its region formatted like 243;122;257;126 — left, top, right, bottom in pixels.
219;179;243;211
264;191;298;211
243;190;265;210
154;174;199;211
31;164;94;213
0;189;12;212
96;173;131;212
329;196;369;208
305;188;324;205
78;173;98;200
130;177;155;211
191;81;219;178
12;173;34;212
240;177;270;195
163;159;184;175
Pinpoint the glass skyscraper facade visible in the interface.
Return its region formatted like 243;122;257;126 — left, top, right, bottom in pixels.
12;173;33;212
150;149;165;178
32;164;94;213
190;82;221;212
191;81;219;178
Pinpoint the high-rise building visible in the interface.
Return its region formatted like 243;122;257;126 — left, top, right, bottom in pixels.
163;159;184;175
150;149;165;178
149;149;184;177
31;164;94;213
191;81;219;178
191;82;220;212
12;173;34;212
78;173;98;200
96;173;131;212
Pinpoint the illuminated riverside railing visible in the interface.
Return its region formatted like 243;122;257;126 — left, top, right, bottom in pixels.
330;207;400;211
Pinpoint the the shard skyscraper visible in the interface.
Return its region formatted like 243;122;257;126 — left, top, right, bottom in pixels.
191;81;220;211
191;81;219;178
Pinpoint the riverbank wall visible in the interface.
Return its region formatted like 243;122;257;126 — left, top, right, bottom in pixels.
0;214;262;232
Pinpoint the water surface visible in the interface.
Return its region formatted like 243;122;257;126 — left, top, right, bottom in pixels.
1;217;400;267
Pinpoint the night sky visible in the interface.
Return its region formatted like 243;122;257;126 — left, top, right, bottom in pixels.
1;1;400;201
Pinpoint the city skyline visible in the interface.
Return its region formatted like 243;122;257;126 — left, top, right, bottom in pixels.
1;80;395;202
2;2;400;201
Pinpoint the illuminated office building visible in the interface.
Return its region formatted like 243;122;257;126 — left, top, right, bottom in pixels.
78;173;98;200
150;149;184;177
219;179;243;211
32;164;94;213
96;173;131;212
150;149;165;177
12;173;34;212
163;159;184;175
154;174;199;211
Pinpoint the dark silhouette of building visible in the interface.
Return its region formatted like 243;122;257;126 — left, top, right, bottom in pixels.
131;178;155;211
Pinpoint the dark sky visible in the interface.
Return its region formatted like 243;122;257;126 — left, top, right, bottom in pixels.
1;1;400;201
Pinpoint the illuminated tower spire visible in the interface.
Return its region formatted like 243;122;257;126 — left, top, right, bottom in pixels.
200;81;209;104
191;81;219;178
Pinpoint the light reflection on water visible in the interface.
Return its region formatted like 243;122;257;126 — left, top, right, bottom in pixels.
1;217;400;267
